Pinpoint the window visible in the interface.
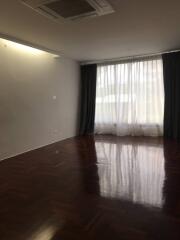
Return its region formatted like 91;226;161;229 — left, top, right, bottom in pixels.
95;57;164;136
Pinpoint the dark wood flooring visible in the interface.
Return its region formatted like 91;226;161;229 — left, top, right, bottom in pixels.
0;135;180;240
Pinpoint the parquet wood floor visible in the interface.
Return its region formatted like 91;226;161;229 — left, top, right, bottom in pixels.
0;135;179;239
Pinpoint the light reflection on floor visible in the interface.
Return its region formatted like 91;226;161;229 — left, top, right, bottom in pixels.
96;142;165;208
28;225;59;240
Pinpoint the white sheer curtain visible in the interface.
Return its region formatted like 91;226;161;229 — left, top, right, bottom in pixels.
95;57;164;136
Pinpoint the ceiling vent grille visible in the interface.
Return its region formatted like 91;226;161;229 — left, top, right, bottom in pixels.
21;0;114;22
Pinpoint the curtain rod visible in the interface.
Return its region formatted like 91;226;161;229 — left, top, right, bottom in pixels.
80;49;180;65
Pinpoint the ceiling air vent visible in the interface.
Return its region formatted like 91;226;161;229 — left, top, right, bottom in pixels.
21;0;114;22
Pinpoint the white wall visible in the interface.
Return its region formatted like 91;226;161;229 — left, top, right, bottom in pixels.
0;39;80;160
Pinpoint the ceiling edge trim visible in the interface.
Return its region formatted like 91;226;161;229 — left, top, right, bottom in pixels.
0;32;63;57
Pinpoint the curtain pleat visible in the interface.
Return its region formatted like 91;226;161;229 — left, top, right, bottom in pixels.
79;64;97;135
95;57;164;136
162;52;180;140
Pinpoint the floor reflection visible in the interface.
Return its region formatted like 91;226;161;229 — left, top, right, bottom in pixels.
28;224;59;240
95;141;165;208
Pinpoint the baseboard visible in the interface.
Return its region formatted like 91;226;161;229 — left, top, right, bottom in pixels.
0;135;78;162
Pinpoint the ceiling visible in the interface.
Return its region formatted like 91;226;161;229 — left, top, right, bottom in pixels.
0;0;180;62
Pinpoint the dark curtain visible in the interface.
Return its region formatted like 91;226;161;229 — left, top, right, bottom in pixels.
79;64;97;135
162;52;180;140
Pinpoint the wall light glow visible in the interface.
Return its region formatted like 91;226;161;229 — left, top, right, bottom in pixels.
0;37;60;57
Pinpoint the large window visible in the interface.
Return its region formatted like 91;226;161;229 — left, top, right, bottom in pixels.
95;57;164;136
